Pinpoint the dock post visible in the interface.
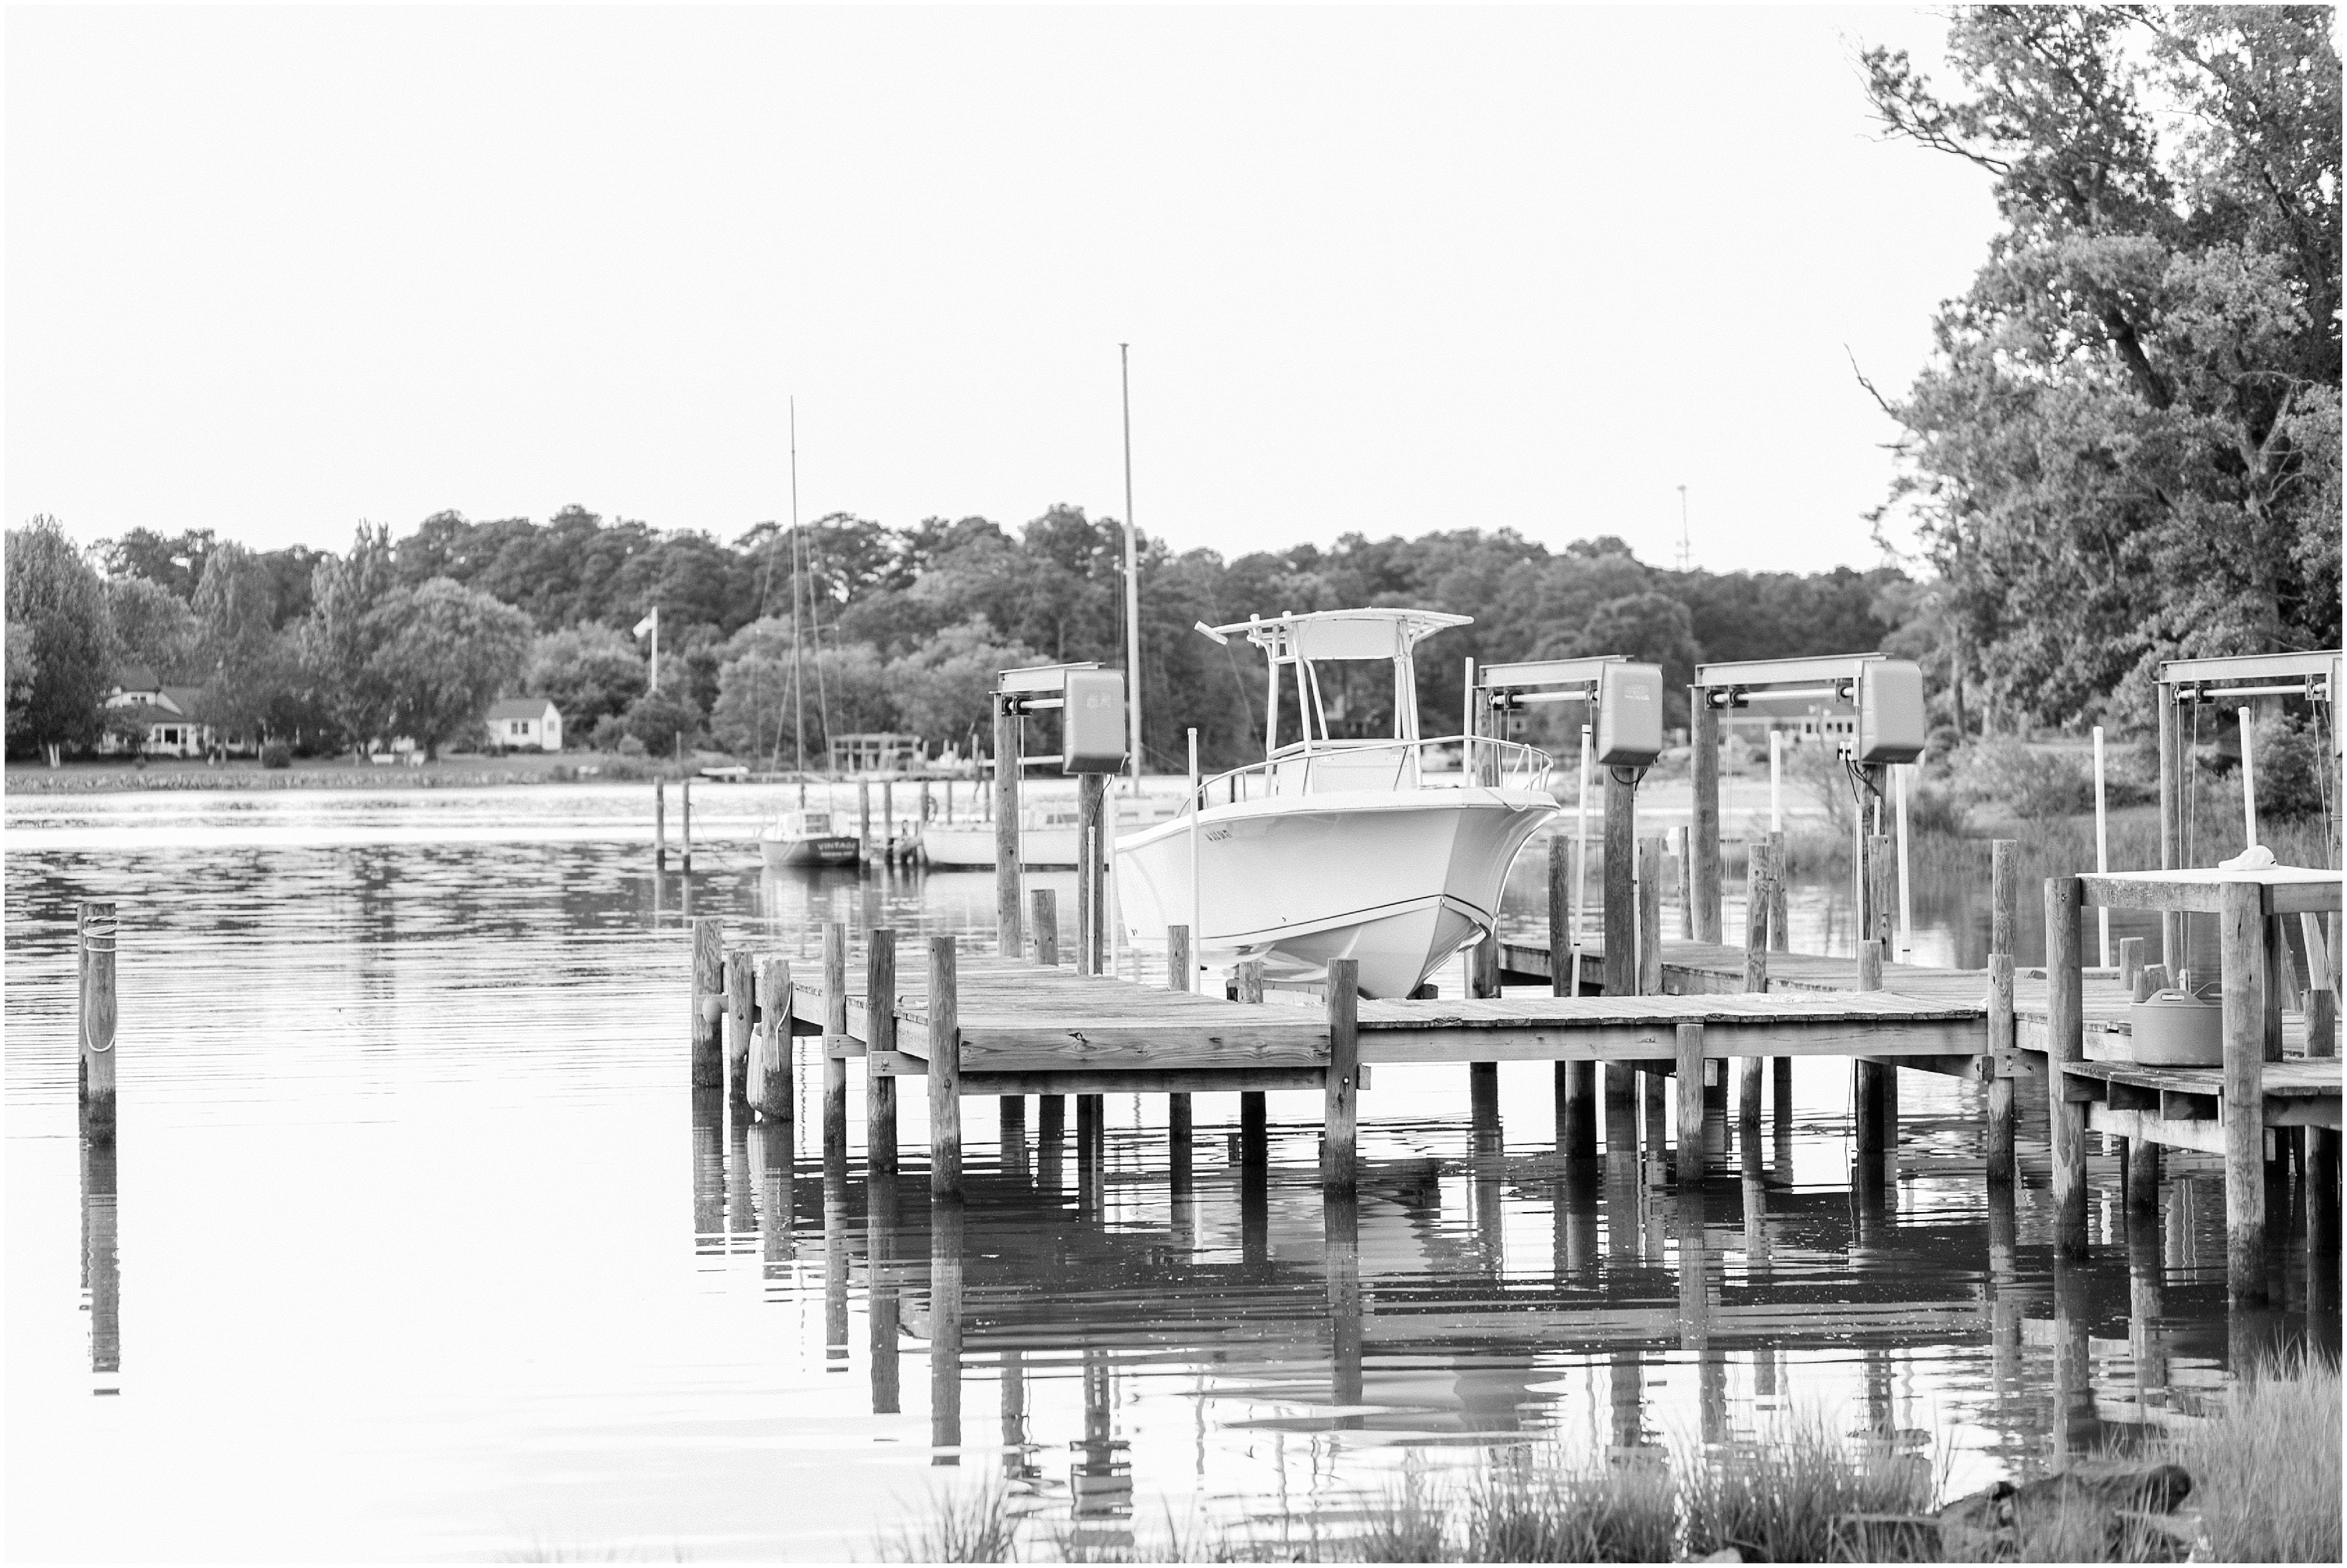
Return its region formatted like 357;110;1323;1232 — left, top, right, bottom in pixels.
77;900;118;1140
858;779;872;863
1237;958;1268;1169
1691;688;1721;942
1636;834;1665;996
2157;682;2184;969
821;922;848;1160
2306;912;2338;1057
2118;936;2145;996
2126;1133;2161;1213
1166;928;1194;1187
1603;768;1636;996
750;956;793;1122
1038;1093;1066;1185
2219;882;2267;1302
992;696;1022;957
1676;1022;1705;1187
1990;840;2017;963
882;780;895;860
2047;877;2088;1258
1674;825;1693;939
1767;829;1789;952
1550;837;1597;1158
1032;889;1059;967
681;776;693;871
929;936;963;1199
654;778;667;868
1077;773;1108;973
690;916;723;1091
1853;938;1884;1164
1739;840;1769;1135
1167;924;1190;990
724;948;755;1106
867;931;899;1176
1986;953;2016;1189
1324;958;1360;1193
1469;895;1499;1114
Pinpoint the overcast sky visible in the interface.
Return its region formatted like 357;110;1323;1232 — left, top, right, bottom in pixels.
8;5;1998;577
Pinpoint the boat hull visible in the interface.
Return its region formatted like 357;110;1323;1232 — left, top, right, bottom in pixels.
921;825;1081;869
1114;788;1555;998
760;835;862;869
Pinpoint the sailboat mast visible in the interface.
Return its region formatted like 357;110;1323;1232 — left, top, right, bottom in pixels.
1120;343;1143;786
789;396;806;776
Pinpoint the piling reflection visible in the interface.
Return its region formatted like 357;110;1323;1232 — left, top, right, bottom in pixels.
930;1198;964;1463
80;1131;119;1394
870;1169;901;1415
691;1088;724;1249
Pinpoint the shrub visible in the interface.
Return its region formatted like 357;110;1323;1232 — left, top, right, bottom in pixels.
2250;711;2332;821
1906;780;1968;835
590;713;627;752
617;733;646;758
260;739;293;769
1952;738;2094;817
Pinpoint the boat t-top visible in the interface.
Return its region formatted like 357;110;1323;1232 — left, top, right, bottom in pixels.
1113;607;1557;998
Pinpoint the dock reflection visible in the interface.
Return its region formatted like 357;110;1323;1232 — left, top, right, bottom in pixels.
81;1130;119;1394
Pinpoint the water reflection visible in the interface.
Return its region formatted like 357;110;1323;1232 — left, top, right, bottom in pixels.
5;799;2337;1561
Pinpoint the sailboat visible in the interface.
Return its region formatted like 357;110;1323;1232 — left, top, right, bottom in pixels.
1113;608;1556;999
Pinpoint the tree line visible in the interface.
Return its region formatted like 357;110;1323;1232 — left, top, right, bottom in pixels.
6;502;1918;769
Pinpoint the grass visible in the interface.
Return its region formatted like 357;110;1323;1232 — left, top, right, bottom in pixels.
881;1357;2340;1563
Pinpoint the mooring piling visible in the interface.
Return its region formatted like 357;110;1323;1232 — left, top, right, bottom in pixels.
868;930;899;1177
1550;835;1596;1158
1986;952;2017;1188
724;948;754;1105
680;776;693;871
654;778;668;868
821;922;849;1160
1165;926;1194;1182
750;955;793;1122
1676;1021;1705;1187
78;900;118;1140
689;916;723;1091
928;935;963;1199
2218;880;2266;1301
2046;877;2088;1258
1322;958;1360;1193
1691;693;1721;942
1033;890;1059;967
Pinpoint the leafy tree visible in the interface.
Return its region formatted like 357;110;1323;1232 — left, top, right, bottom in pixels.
526;623;646;735
621;684;703;760
106;575;201;679
4;517;113;756
1862;6;2341;733
302;524;398;752
885;618;1043;758
192;542;285;739
361;578;533;759
93;527;215;601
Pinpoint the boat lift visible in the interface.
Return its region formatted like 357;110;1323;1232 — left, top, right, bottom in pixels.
1469;655;1664;998
992;662;1128;974
1689;654;1927;961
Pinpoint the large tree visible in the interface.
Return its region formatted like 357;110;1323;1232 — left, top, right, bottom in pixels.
527;622;646;735
1862;6;2341;731
5;517;114;756
361;577;532;759
301;524;398;751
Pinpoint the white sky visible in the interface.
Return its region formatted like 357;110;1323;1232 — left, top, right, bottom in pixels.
7;4;1998;575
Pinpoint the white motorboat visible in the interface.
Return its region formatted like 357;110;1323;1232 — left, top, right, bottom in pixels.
759;808;862;869
921;796;1184;869
1114;608;1557;999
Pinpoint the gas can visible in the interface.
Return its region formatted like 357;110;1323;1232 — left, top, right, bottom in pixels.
2126;985;2224;1067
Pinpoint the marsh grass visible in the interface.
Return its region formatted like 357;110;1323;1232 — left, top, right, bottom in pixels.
2157;1351;2342;1563
1677;1425;1939;1563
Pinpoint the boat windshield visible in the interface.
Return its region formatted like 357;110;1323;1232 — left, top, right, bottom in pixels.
791;812;832;834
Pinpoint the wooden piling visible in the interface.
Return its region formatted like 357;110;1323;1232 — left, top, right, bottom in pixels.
2118;935;2145;996
1323;958;1360;1192
1853;937;1884;1163
681;776;693;870
1603;768;1636;997
690;916;723;1091
1676;1022;1705;1187
858;779;872;862
2157;685;2184;967
1033;890;1060;967
77;900;117;1138
2126;1135;2161;1213
2219;881;2267;1302
2305;912;2338;1058
882;780;895;858
2047;876;2088;1258
1691;692;1721;942
1990;840;2017;963
868;930;899;1175
1636;834;1664;997
1866;833;1896;957
821;922;848;1158
1743;839;1772;993
992;699;1021;957
750;955;793;1121
1165;933;1193;1177
929;936;963;1199
1767;829;1788;953
654;778;667;868
1856;937;1882;991
1236;958;1267;1168
1674;824;1693;939
1986;953;2016;1188
724;948;754;1105
1168;924;1190;991
1550;835;1597;1158
1077;773;1108;973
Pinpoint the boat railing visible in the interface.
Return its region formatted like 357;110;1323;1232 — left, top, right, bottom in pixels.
1196;735;1552;807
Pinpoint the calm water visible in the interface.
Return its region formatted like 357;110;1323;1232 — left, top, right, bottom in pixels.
5;785;2336;1561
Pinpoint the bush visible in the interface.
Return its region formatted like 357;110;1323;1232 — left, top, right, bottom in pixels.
590;713;627;752
1952;738;2094;817
617;733;646;758
1906;779;1968;835
260;739;293;769
2251;711;2332;821
620;686;701;760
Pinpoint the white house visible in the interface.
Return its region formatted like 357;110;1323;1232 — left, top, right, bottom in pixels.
485;697;563;752
98;667;220;758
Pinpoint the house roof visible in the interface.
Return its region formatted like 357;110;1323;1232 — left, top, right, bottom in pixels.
159;688;209;720
115;665;162;693
486;697;558;722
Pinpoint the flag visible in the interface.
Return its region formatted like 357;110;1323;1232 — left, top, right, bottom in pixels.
632;609;658;640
